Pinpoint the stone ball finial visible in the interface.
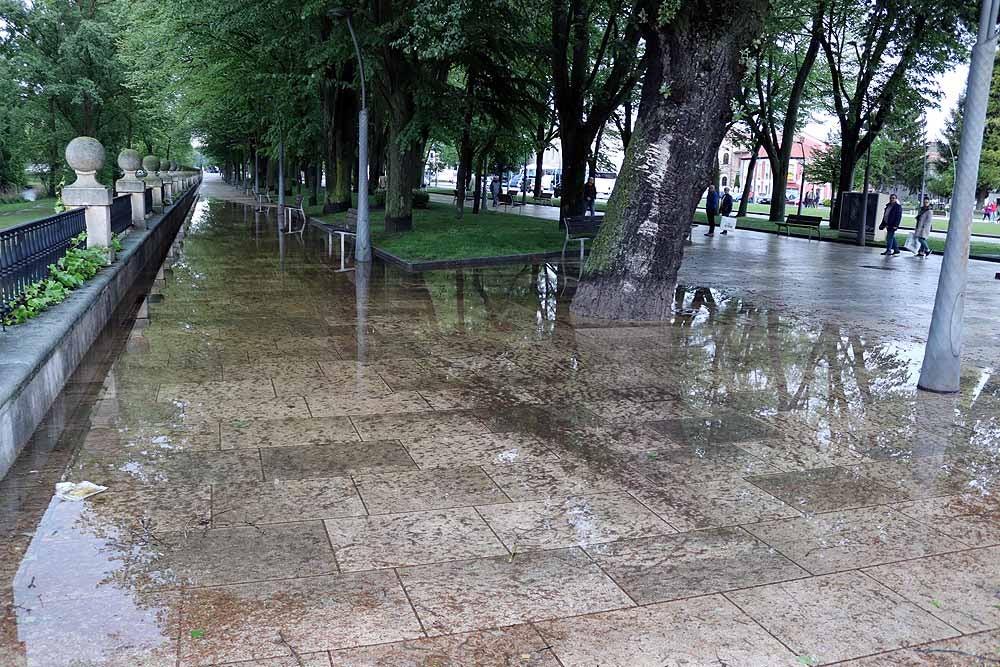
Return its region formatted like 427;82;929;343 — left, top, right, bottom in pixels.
118;149;142;172
65;137;105;174
142;155;160;172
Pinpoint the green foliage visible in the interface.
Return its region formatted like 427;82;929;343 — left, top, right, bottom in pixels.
3;233;111;326
412;190;430;209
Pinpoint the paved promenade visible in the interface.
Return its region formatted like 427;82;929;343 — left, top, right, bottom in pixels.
0;177;997;666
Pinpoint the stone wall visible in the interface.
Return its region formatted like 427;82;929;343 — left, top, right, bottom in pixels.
0;184;200;479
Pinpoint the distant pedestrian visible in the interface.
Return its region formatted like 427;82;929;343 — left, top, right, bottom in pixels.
804;192;813;208
490;176;500;208
584;177;597;215
705;184;719;236
914;196;933;257
982;200;994;221
880;193;903;256
994;198;1000;222
719;186;734;235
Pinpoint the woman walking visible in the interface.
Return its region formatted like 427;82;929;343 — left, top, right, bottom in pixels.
914;196;933;258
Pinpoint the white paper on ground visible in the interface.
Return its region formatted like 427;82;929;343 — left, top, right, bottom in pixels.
54;481;108;501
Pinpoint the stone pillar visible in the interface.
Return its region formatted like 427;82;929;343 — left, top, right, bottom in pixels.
143;155;164;212
170;161;183;195
162;160;174;204
62;137;114;264
115;149;145;228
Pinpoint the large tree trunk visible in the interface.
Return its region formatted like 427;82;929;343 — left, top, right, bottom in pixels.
559;127;588;222
385;122;422;232
533;118;546;198
830;130;860;228
329;84;357;212
768;155;787;221
455;70;477;220
738;141;761;217
570;0;767;321
369;125;388;192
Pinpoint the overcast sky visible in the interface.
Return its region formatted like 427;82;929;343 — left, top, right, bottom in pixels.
803;65;969;142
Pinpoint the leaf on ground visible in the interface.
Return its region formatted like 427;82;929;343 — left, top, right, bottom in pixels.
930;599;942;608
796;657;818;666
190;629;205;639
230;420;249;428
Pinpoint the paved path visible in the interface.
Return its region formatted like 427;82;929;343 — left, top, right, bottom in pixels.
2;176;998;666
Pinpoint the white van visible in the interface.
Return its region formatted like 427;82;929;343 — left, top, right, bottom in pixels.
592;171;617;200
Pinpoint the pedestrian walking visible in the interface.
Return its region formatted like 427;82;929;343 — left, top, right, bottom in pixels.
982;200;994;221
490;176;500;208
584;177;597;215
879;193;903;256
914;196;933;257
719;186;734;235
705;184;719;236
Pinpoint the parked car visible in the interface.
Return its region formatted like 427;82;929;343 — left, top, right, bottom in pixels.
592;170;617;200
758;196;771;205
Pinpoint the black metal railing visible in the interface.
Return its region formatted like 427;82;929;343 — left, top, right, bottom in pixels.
144;188;153;215
111;194;132;235
0;208;87;307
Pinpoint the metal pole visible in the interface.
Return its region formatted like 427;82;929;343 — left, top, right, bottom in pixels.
346;16;371;263
254;150;259;193
918;0;1000;393
797;140;806;216
278;134;285;210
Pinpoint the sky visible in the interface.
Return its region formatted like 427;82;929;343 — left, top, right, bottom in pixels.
803;65;969;143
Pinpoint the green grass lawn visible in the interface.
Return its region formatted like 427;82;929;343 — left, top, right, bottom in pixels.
0;197;58;230
309;200;565;262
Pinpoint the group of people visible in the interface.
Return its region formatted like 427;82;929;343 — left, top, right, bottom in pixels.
880;193;933;258
704;184;734;236
802;192;823;208
983;199;999;222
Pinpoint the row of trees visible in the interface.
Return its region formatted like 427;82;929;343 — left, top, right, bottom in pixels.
0;0;195;196
0;0;985;318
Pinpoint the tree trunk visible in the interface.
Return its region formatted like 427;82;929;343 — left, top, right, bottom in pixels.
738;142;761;217
472;156;483;214
385;122;422;232
369;125;387;192
455;71;477;220
830;131;860;228
620;98;633;150
767;155;787;221
570;0;767;321
559;127;588;222
588;123;606;176
329;85;357;212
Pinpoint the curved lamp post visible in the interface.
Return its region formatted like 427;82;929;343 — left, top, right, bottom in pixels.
329;6;371;263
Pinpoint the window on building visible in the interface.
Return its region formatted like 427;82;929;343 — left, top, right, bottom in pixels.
721;176;728;186
722;153;730;166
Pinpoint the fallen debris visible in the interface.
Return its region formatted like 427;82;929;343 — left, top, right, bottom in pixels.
54;481;108;501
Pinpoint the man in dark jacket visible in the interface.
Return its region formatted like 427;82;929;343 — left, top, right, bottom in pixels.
705;184;719;236
880;193;903;256
719;186;734;235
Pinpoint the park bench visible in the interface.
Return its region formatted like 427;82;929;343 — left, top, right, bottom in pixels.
534;192;554;206
775;214;823;242
283;195;306;235
308;209;357;271
563;214;603;277
498;193;522;212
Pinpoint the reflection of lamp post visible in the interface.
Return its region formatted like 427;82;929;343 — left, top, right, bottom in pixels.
329;6;370;263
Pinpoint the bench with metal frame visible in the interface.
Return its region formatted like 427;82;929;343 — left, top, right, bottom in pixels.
562;214;603;277
283;195;306;234
775;214;823;241
309;210;357;272
497;192;522;213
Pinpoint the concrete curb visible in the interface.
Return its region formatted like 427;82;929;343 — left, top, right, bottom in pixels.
0;186;200;479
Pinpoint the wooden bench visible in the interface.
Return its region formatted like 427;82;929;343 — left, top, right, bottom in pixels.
563;214;604;277
775;214;823;242
534;192;554;206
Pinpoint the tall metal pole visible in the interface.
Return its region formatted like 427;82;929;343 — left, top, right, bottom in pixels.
278;133;285;210
345;15;371;263
797;139;806;216
254;150;259;194
918;0;1000;393
858;147;871;247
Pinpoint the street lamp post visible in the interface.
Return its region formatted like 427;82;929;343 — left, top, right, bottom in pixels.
330;6;371;263
796;138;806;216
918;0;1000;393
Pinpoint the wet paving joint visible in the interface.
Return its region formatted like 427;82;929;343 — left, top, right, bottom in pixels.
2;185;999;666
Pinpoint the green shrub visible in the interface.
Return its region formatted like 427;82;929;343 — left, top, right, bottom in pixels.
3;232;114;326
822;198;832;207
412;189;430;209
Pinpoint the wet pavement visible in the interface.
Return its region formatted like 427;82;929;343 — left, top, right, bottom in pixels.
1;177;999;666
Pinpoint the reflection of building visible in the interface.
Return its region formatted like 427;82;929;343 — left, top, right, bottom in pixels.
735;134;832;203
